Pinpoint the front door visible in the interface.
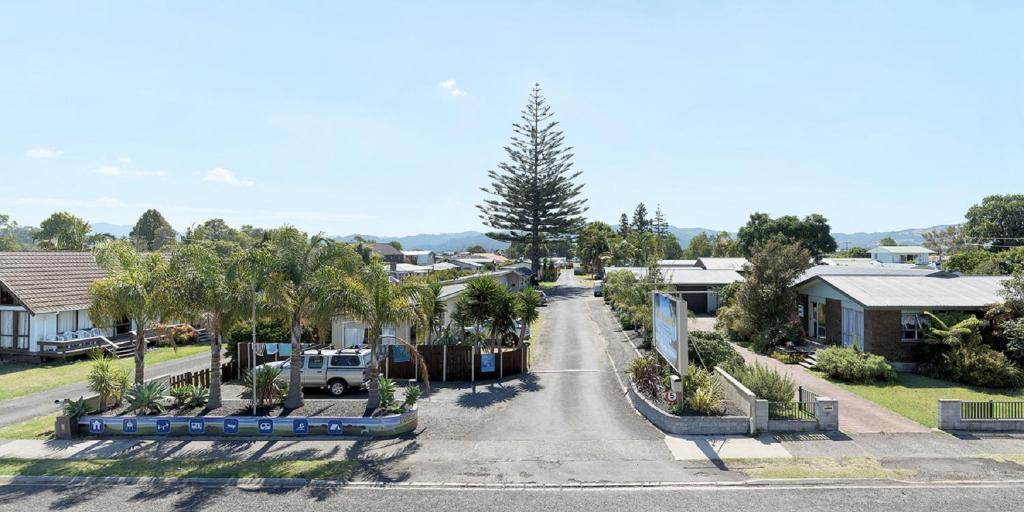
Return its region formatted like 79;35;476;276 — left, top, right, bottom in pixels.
810;301;826;339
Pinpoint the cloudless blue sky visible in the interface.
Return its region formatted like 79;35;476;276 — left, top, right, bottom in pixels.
2;1;1022;236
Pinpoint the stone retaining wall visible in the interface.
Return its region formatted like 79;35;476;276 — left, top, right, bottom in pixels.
938;400;1024;432
627;381;750;435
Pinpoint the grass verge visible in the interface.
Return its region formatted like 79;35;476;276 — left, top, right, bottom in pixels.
822;372;1024;428
0;414;58;440
0;345;210;401
731;457;915;480
528;313;546;366
0;458;356;480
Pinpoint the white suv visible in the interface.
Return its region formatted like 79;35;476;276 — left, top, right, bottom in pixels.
263;348;372;396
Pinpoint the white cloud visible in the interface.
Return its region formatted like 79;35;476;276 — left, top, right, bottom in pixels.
438;79;468;97
118;156;132;164
95;166;124;176
26;148;63;159
134;169;167;177
204;167;254;187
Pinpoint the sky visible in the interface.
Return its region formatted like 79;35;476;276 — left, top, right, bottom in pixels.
2;1;1022;237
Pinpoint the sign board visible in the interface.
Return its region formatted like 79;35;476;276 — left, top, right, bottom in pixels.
188;418;205;434
258;419;274;434
327;420;344;435
156;419;171;434
480;353;496;373
122;418;138;434
292;419;309;435
223;418;239;435
653;292;688;375
393;346;411;363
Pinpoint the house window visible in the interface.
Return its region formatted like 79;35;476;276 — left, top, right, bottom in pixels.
0;311;28;350
811;301;826;339
901;313;929;341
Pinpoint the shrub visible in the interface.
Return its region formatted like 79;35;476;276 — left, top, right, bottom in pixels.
378;376;398;412
170;384;210;408
87;356;130;411
402;384;422;411
931;346;1024;388
244;366;288;407
62;397;93;420
814;346;895;383
628;354;665;398
125;382;169;415
689;331;744;370
732;363;795;402
751;322;802;355
687;380;724;416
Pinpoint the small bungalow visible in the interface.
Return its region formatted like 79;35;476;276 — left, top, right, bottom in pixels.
367;243;404;270
793;273;1007;369
393;263;431;278
657;259;698;268
605;266;744;314
401;250;435;266
868;245;934;265
0;252;136;361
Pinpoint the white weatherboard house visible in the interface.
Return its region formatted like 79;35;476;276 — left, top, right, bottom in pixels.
0;252;136;362
330;270;528;348
868;245;934;265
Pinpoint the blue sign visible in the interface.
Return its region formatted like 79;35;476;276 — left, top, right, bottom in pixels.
292;419;309;435
156;419;171;434
122;418;138;433
327;420;343;435
89;418;104;434
480;353;496;373
223;418;239;435
258;419;274;434
393;345;411;363
188;418;205;434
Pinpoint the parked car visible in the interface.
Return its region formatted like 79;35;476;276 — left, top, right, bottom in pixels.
593;281;603;297
261;348;371;396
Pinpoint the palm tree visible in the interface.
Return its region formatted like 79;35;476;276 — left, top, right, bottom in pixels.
415;281;446;345
516;287;542;345
167;241;248;409
324;263;422;410
89;240;173;385
262;227;360;409
464;277;501;345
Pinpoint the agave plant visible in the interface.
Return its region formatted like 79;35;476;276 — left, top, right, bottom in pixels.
125;381;170;415
87;355;131;412
170;385;210;409
244;366;288;408
62;397;93;420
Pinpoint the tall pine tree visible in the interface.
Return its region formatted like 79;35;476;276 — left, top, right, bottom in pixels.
653;204;668;240
617;213;631;238
631;203;651;233
479;84;588;272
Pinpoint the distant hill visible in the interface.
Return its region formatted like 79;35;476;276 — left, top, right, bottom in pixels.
830;225;950;249
335;231;509;252
90;222;133;238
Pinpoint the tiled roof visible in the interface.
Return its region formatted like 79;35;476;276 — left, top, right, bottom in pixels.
368;243;402;257
0;252;107;314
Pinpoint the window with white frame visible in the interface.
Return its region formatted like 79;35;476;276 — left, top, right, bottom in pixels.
901;313;929;341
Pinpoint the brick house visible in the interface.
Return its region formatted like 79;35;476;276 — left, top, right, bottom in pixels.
793;273;1008;369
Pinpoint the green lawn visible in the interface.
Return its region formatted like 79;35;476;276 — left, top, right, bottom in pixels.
0;458;356;480
828;372;1024;428
0;414;57;440
0;345;210;401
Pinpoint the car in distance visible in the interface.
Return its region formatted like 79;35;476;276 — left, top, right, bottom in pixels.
262;348;371;396
593;281;603;297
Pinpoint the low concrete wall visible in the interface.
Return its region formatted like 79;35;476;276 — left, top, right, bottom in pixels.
938;400;1024;432
68;409;418;438
714;366;757;433
627;381;750;435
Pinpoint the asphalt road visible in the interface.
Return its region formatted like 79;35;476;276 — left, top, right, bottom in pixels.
0;353;211;428
1;480;1020;512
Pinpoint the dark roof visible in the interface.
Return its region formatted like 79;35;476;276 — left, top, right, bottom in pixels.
368;243;402;257
0;252;107;314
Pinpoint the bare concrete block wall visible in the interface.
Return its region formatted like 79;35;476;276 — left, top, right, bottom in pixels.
815;398;839;431
714;366;758;434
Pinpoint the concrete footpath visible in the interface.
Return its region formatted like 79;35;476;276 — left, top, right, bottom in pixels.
0;353;211;428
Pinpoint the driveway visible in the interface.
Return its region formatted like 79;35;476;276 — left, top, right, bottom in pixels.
732;344;931;433
0;353;211;428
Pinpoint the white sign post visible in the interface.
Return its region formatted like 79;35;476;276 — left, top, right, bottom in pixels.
652;292;688;379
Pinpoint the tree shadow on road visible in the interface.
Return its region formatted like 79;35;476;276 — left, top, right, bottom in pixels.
455;375;544;410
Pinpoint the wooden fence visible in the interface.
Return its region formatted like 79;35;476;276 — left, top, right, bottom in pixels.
168;360;238;389
380;344;527;382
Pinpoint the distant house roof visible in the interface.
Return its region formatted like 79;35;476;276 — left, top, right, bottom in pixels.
439;283;468;300
368;243;402;257
502;262;536;277
429;262;459;271
394;263;430;274
820;258;879;267
869;245;934;255
452;258;487;268
658;259;698;267
605;267;744;286
696;257;750;271
401;250;434;256
0;252;107;314
793;265;948;287
471;253;509;264
800;275;1008;309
